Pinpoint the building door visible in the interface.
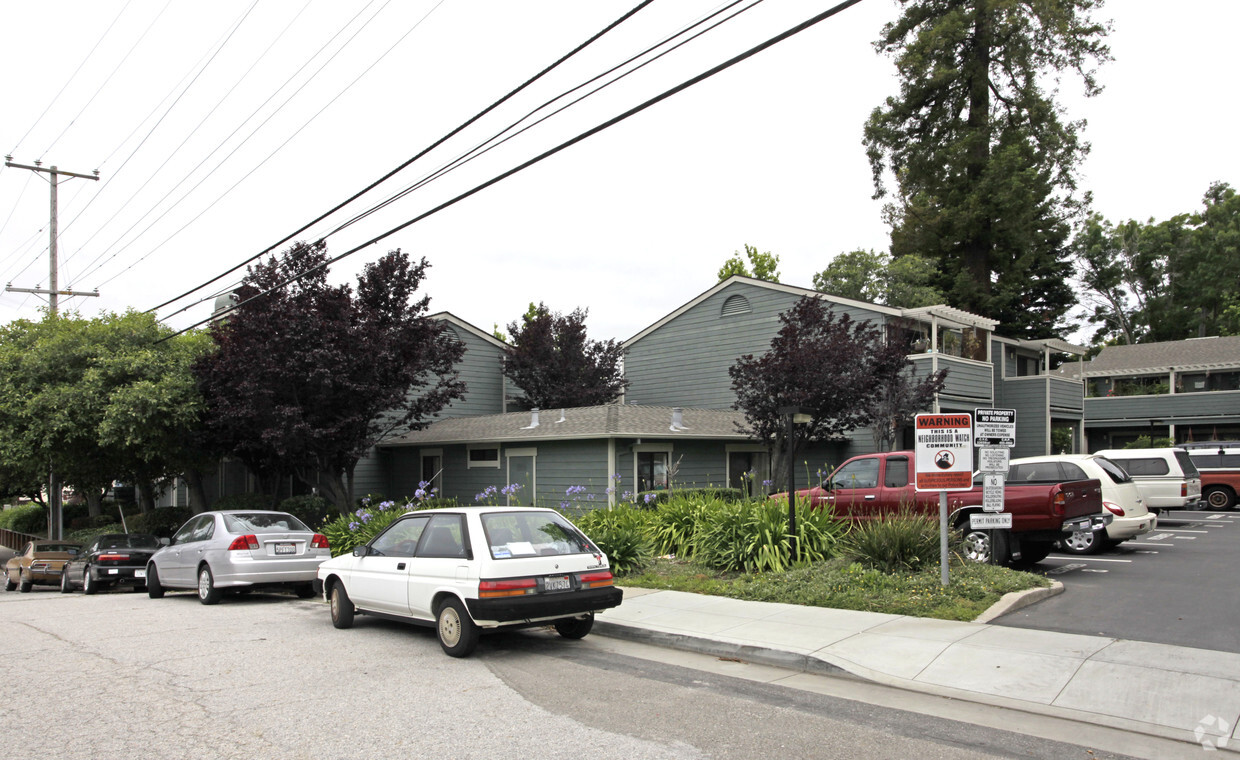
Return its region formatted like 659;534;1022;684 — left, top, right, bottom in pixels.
506;452;535;506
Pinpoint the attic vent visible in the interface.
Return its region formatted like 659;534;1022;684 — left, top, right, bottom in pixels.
721;294;751;317
441;325;461;342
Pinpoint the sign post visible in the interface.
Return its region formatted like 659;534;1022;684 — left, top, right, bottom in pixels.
915;413;974;586
974;408;1016;563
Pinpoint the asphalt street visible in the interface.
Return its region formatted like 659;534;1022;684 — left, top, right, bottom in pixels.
996;509;1240;653
1;587;1157;759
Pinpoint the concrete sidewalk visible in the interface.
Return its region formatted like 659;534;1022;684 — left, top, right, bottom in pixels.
595;586;1240;752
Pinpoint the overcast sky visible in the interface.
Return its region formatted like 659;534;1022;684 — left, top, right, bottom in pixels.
1;1;1236;345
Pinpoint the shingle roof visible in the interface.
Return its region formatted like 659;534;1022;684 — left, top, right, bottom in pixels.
381;404;753;447
1083;336;1240;376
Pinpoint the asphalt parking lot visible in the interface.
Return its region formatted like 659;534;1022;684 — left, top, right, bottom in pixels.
996;509;1240;653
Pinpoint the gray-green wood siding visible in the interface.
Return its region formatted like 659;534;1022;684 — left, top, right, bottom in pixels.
1083;390;1240;422
626;282;887;409
1003;381;1051;457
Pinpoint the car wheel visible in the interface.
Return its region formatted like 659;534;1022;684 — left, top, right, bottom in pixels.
83;567;97;595
1009;540;1053;570
293;582;316;599
554;613;594;640
329;583;355;629
435;597;479;658
1204;486;1236;511
4;575;15;592
60;569;73;593
954;520;1008;564
1058;528;1104;555
197;565;222;605
147;564;165;599
18;573;32;593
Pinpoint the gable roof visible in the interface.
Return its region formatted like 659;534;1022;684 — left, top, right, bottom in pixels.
1082;336;1240;377
430;311;509;350
380;404;753;447
624;276;997;347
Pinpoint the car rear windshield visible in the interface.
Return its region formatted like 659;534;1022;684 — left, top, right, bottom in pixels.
1094;457;1133;484
482;511;595;559
96;534;161;549
223;513;310;534
39;544;80;553
1173;450;1199;477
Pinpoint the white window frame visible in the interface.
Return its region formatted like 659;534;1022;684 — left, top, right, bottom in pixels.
467;444;501;469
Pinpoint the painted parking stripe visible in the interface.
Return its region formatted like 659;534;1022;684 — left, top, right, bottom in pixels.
1129;543;1175;547
1045;556;1133;563
1158;529;1210;533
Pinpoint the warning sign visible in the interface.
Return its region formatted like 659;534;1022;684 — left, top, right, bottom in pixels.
915;413;974;491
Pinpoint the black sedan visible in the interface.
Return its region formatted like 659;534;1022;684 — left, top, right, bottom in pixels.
60;533;165;595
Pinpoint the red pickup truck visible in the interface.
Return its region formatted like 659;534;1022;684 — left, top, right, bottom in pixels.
793;451;1106;568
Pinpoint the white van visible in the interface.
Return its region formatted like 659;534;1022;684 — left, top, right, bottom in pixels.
1094;448;1202;512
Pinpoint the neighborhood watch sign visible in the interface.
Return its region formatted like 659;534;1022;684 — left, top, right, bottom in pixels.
914;414;974;491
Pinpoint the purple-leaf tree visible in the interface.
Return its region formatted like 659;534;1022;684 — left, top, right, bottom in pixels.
503;303;627;409
729;296;947;490
195;242;465;511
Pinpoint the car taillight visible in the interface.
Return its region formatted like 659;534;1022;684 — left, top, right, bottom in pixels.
1052;490;1066;517
578;571;614;589
311;534;330;549
478;578;538;598
227;535;260;551
1181;484;1188;497
98;554;128;561
1103;502;1125;517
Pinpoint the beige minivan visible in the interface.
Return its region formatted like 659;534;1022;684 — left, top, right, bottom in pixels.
1094;448;1202;512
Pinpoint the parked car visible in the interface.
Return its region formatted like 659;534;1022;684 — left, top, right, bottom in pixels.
4;541;82;592
1179;442;1240;510
1094;448;1202;512
1008;454;1156;555
317;506;623;657
60;533;165;595
146;511;331;604
777;451;1105;568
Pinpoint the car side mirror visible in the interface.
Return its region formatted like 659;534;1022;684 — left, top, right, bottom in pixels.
352;545;370;557
159;537;170;546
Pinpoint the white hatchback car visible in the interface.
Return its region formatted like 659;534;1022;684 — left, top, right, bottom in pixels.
1007;454;1157;555
317;506;623;657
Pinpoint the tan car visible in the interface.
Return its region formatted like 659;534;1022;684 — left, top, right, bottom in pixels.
4;541;81;592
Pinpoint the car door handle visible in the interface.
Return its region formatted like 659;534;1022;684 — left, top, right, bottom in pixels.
397;563;406;570
864;495;876;500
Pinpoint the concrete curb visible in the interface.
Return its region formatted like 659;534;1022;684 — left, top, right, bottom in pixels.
972;579;1064;624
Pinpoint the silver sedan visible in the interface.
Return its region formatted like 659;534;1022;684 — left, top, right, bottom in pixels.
147;510;331;604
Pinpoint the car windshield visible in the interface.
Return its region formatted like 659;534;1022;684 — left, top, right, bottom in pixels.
98;534;161;550
223;513;309;534
482;511;594;559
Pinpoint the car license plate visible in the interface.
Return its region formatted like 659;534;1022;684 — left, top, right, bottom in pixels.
544;575;570;592
134;569;146;579
274;543;296;555
107;568;119;575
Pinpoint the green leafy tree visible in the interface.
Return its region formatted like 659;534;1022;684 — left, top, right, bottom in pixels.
503;303;627;409
717;244;780;283
865;0;1110;338
812;249;943;308
0;311;210;518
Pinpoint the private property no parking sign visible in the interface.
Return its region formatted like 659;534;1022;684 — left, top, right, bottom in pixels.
914;413;974;491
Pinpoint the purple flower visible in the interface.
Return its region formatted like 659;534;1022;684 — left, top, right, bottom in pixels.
414;489;426;500
348;521;359;531
643;493;656;504
762;479;773;488
360;513;372;524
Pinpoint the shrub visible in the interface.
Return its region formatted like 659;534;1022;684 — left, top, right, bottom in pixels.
843;508;942;573
0;504;47;535
278;495;336;530
694;499;842;573
633;487;745;509
128;507;195;538
570;505;655;576
66;523;126;544
649;496;715;557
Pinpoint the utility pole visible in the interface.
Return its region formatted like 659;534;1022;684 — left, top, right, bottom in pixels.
4;157;101;540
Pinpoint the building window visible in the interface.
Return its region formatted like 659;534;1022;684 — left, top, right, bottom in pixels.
467;446;500;469
727;446;770;496
637;452;668;493
420;449;443;494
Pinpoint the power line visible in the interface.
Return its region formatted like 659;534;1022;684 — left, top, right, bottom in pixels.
79;0;413;288
161;0;868;341
148;0;656;317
